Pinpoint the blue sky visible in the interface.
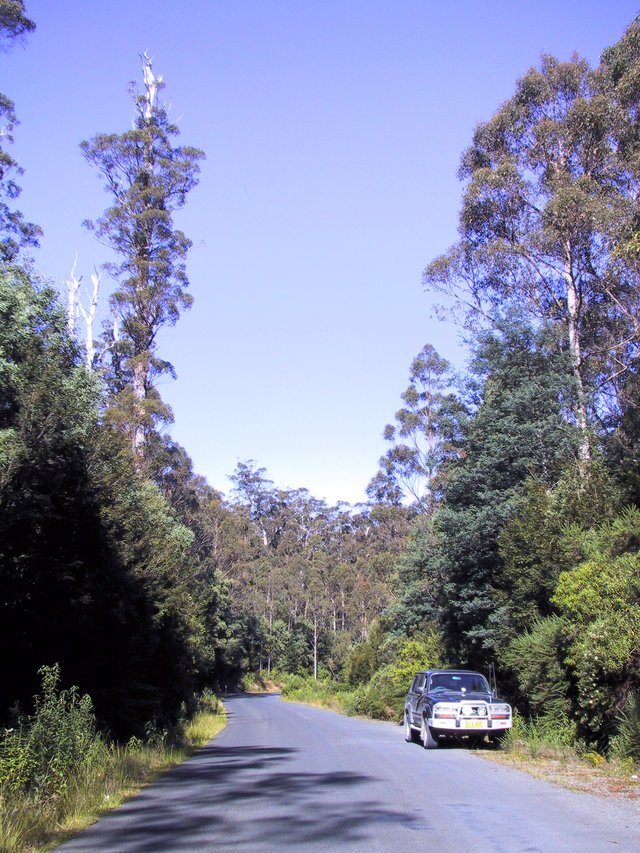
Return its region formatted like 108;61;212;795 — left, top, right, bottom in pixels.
4;1;639;504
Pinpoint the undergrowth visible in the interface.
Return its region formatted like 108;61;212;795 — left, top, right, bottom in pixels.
0;670;226;853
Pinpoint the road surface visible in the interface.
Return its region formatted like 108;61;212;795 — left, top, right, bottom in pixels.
57;693;640;851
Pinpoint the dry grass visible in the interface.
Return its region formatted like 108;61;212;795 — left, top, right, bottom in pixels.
477;741;640;800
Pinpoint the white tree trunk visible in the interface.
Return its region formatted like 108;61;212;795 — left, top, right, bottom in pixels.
66;255;81;336
132;360;147;453
313;610;318;681
77;268;101;371
563;239;590;465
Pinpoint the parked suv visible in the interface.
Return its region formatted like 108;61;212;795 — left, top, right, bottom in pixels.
404;669;512;749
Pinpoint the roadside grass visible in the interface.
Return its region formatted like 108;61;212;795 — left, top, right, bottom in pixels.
279;673;352;714
0;692;226;853
277;672;410;722
477;713;640;799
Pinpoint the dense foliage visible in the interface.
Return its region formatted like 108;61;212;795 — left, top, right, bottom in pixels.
2;7;640;772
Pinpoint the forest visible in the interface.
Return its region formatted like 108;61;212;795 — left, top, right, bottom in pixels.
1;0;640;772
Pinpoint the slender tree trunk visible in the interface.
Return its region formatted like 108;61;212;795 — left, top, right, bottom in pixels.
78;269;100;371
66;256;80;336
128;53;160;457
313;610;318;681
563;239;590;465
131;359;147;454
361;607;368;641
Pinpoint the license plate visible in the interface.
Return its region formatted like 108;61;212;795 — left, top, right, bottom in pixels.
463;720;483;729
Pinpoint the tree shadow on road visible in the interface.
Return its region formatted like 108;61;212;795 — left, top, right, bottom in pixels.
57;739;425;851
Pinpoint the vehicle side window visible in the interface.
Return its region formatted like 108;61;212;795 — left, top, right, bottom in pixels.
415;674;426;692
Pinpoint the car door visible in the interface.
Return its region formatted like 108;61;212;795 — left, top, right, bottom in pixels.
409;672;426;725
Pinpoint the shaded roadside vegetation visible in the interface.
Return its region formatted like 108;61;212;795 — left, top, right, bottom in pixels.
0;665;225;853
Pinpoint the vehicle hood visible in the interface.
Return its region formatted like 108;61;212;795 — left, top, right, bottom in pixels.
428;691;492;703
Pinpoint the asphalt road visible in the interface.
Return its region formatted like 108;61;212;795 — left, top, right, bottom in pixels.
57;693;640;852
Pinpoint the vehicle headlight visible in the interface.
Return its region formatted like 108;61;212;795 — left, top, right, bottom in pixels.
433;702;458;719
491;704;511;716
477;705;487;717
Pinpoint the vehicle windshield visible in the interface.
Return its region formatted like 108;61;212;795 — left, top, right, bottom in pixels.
429;673;490;693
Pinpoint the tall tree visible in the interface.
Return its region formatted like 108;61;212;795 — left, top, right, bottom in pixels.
423;51;636;461
597;18;640;497
81;54;204;454
0;0;40;261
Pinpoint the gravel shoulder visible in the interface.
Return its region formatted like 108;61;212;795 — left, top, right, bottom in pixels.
476;747;640;801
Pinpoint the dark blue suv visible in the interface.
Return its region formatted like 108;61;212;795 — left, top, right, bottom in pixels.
404;669;512;749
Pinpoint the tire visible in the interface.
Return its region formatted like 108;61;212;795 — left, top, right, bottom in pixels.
405;711;418;743
421;716;439;749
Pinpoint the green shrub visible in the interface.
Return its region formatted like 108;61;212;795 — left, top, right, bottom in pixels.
610;693;640;763
340;685;368;716
279;673;306;696
343;644;376;686
551;509;640;743
502;615;571;717
0;727;30;793
197;689;224;714
241;672;264;692
351;635;444;721
0;664;102;799
505;712;577;758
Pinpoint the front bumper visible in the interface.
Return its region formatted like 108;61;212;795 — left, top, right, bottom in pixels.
429;700;512;735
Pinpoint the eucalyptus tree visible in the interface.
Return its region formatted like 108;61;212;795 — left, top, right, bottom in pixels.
367;344;462;511
423;48;638;461
0;0;40;261
81;54;204;455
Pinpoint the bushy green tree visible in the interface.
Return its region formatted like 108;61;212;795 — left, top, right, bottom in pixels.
502;616;571;717
552;508;640;743
497;479;570;635
395;319;580;668
0;268;211;736
383;513;445;637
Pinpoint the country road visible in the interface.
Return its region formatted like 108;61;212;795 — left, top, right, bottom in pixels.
57;693;640;852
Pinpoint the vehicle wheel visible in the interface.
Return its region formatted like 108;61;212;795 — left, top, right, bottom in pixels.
420;717;439;749
405;711;418;743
